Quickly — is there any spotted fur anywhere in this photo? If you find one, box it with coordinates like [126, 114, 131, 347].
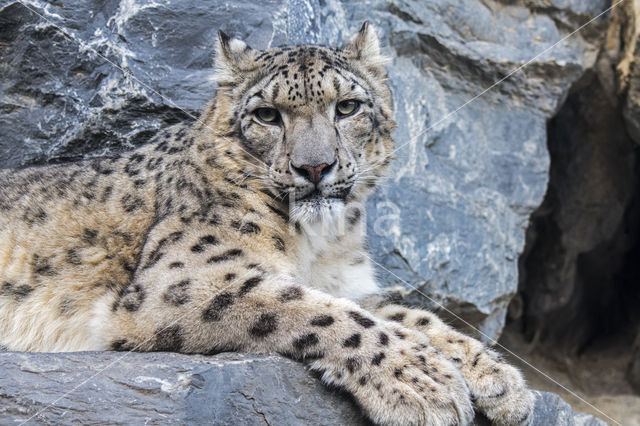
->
[0, 23, 533, 425]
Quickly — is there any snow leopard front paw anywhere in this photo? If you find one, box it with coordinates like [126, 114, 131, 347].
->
[328, 334, 475, 426]
[467, 349, 534, 425]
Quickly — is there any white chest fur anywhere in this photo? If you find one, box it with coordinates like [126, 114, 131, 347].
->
[292, 208, 380, 301]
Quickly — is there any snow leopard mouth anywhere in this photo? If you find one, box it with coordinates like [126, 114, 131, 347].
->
[286, 188, 352, 223]
[293, 187, 352, 203]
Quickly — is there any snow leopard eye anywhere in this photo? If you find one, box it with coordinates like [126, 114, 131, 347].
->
[336, 100, 360, 118]
[255, 108, 281, 125]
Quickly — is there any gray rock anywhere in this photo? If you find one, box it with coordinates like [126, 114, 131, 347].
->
[529, 391, 607, 426]
[0, 351, 367, 425]
[0, 0, 609, 341]
[0, 351, 606, 425]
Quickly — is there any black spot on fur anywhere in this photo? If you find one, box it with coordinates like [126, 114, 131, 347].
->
[305, 352, 325, 361]
[215, 190, 240, 207]
[169, 262, 184, 269]
[372, 352, 386, 365]
[348, 311, 375, 328]
[202, 292, 234, 322]
[1, 282, 34, 301]
[224, 273, 236, 281]
[167, 231, 184, 243]
[272, 235, 286, 252]
[13, 284, 33, 300]
[388, 312, 406, 322]
[130, 153, 145, 163]
[163, 280, 191, 306]
[310, 315, 334, 327]
[347, 208, 361, 226]
[378, 332, 389, 346]
[359, 376, 368, 385]
[146, 157, 163, 170]
[249, 312, 278, 337]
[144, 249, 165, 269]
[101, 186, 113, 202]
[343, 333, 361, 348]
[394, 330, 406, 340]
[246, 263, 266, 273]
[207, 249, 243, 263]
[58, 297, 75, 316]
[238, 276, 263, 296]
[124, 154, 145, 176]
[192, 235, 219, 252]
[472, 353, 481, 368]
[66, 248, 82, 265]
[82, 228, 98, 244]
[199, 235, 218, 245]
[416, 317, 430, 327]
[115, 284, 146, 312]
[293, 333, 319, 350]
[23, 206, 47, 225]
[394, 368, 403, 378]
[32, 254, 57, 276]
[91, 160, 114, 175]
[346, 357, 361, 373]
[110, 339, 134, 351]
[232, 220, 261, 234]
[121, 194, 145, 213]
[279, 285, 303, 302]
[121, 258, 136, 276]
[153, 325, 184, 352]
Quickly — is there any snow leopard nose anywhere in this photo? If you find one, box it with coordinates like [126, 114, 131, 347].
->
[291, 161, 336, 184]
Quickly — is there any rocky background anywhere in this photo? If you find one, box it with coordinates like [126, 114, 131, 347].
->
[1, 0, 639, 424]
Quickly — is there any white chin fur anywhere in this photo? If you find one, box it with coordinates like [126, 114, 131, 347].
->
[290, 198, 345, 225]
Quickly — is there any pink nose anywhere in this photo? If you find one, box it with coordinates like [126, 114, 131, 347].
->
[296, 163, 330, 184]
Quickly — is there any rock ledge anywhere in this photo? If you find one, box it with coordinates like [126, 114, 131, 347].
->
[0, 351, 606, 425]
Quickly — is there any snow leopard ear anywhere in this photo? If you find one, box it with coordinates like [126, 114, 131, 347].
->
[214, 31, 259, 85]
[344, 22, 389, 74]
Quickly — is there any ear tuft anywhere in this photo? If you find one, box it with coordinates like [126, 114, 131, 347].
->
[218, 30, 231, 52]
[345, 22, 387, 64]
[344, 22, 389, 75]
[214, 31, 258, 85]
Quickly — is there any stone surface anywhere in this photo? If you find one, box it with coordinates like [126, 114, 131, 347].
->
[529, 390, 607, 426]
[0, 351, 606, 425]
[0, 0, 610, 341]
